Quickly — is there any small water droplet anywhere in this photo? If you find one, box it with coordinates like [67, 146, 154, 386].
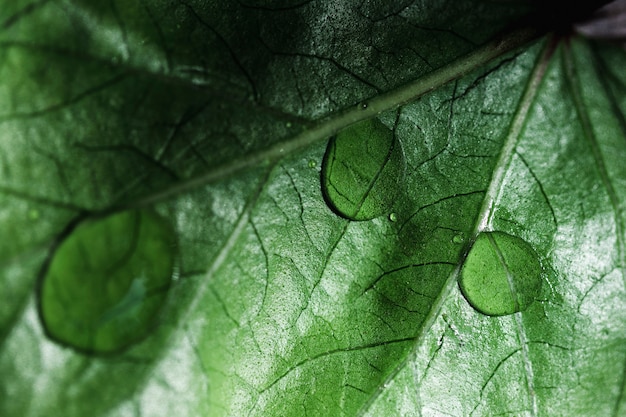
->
[389, 213, 397, 222]
[38, 209, 177, 354]
[321, 118, 405, 221]
[308, 159, 317, 168]
[286, 122, 292, 128]
[28, 209, 40, 220]
[360, 102, 368, 109]
[459, 231, 542, 316]
[452, 233, 464, 244]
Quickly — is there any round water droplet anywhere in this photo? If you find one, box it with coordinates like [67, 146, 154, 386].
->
[39, 209, 177, 354]
[452, 233, 464, 244]
[389, 213, 398, 222]
[308, 159, 317, 168]
[321, 118, 405, 221]
[459, 231, 542, 316]
[28, 209, 40, 220]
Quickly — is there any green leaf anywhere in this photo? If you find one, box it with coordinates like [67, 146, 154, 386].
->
[1, 1, 625, 416]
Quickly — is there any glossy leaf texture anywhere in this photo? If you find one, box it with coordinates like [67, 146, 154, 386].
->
[1, 1, 625, 416]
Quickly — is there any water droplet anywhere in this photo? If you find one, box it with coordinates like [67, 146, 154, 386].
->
[308, 159, 317, 168]
[459, 231, 542, 316]
[321, 118, 405, 221]
[452, 233, 464, 244]
[28, 209, 40, 220]
[389, 213, 397, 222]
[286, 122, 292, 128]
[38, 209, 177, 354]
[360, 102, 368, 109]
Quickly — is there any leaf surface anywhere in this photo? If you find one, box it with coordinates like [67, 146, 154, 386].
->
[1, 1, 625, 416]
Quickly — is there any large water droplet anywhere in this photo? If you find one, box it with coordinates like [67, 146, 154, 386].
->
[321, 118, 405, 221]
[39, 209, 177, 355]
[459, 231, 542, 316]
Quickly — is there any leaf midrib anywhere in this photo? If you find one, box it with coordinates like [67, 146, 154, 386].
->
[123, 25, 546, 210]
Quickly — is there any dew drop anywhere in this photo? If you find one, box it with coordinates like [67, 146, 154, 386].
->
[28, 209, 40, 220]
[459, 231, 542, 316]
[321, 118, 405, 221]
[38, 209, 177, 355]
[389, 212, 397, 222]
[452, 233, 464, 244]
[308, 159, 317, 168]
